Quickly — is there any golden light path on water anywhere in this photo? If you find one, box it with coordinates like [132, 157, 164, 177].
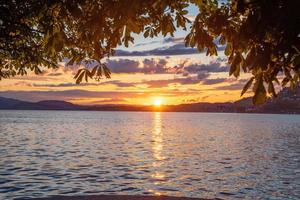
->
[149, 112, 167, 196]
[1, 111, 300, 199]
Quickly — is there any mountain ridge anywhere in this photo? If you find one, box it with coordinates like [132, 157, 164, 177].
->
[1, 86, 299, 114]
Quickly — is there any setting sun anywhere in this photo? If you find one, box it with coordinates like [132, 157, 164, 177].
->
[154, 99, 162, 106]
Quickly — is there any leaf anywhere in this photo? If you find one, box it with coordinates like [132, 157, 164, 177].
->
[143, 29, 150, 38]
[75, 70, 84, 84]
[91, 66, 98, 76]
[67, 56, 79, 66]
[229, 53, 242, 77]
[219, 36, 226, 45]
[54, 41, 64, 52]
[293, 55, 300, 67]
[241, 77, 254, 96]
[74, 69, 84, 79]
[253, 77, 267, 105]
[34, 66, 42, 75]
[282, 77, 290, 87]
[96, 65, 102, 77]
[233, 62, 240, 77]
[102, 64, 111, 78]
[245, 48, 255, 67]
[290, 80, 295, 90]
[224, 43, 232, 56]
[181, 10, 188, 15]
[274, 78, 280, 85]
[85, 70, 91, 82]
[268, 81, 277, 97]
[293, 73, 299, 82]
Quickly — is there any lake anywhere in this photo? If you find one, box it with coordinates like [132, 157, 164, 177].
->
[0, 110, 299, 199]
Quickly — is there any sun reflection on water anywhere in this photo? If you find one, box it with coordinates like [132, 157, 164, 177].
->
[153, 112, 165, 162]
[149, 112, 167, 195]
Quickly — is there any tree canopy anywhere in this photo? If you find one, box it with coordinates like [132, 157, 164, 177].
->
[1, 0, 300, 104]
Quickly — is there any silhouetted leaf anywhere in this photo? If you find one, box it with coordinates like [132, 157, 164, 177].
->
[268, 81, 277, 97]
[1, 0, 299, 106]
[253, 76, 267, 105]
[241, 77, 254, 96]
[75, 71, 85, 84]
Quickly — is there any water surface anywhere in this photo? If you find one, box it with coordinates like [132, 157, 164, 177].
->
[0, 111, 299, 199]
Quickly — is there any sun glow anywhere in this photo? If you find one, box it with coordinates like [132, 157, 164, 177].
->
[153, 98, 162, 106]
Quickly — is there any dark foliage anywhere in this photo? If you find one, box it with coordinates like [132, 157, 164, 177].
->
[1, 0, 299, 104]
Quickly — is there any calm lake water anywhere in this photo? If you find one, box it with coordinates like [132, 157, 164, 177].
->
[0, 110, 299, 199]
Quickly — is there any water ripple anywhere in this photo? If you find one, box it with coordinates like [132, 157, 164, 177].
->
[0, 111, 299, 199]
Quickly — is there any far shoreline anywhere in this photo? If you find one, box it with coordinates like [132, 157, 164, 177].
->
[32, 194, 220, 200]
[1, 108, 300, 115]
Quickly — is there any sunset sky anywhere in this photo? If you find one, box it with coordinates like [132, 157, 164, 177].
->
[0, 5, 254, 106]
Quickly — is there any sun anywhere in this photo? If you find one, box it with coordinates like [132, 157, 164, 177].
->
[153, 99, 162, 106]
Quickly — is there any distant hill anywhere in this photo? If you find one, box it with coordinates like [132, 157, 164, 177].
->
[231, 86, 300, 114]
[36, 100, 82, 110]
[0, 97, 82, 110]
[0, 87, 300, 114]
[253, 86, 300, 114]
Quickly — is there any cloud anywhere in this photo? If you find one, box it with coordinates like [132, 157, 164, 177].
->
[0, 90, 138, 102]
[29, 76, 234, 91]
[14, 81, 33, 87]
[32, 80, 137, 88]
[47, 72, 63, 76]
[107, 58, 172, 74]
[32, 82, 98, 88]
[201, 78, 228, 85]
[184, 62, 229, 73]
[213, 78, 248, 90]
[143, 74, 209, 88]
[62, 58, 141, 75]
[87, 98, 128, 104]
[9, 75, 58, 81]
[214, 82, 245, 90]
[30, 74, 214, 89]
[172, 60, 229, 77]
[105, 58, 170, 74]
[105, 58, 229, 75]
[115, 41, 226, 57]
[106, 59, 140, 73]
[53, 56, 229, 78]
[115, 43, 198, 56]
[163, 37, 185, 44]
[133, 37, 184, 47]
[197, 73, 209, 80]
[142, 58, 169, 74]
[105, 80, 136, 87]
[0, 89, 198, 102]
[134, 40, 160, 47]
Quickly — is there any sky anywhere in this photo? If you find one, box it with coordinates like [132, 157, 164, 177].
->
[0, 5, 254, 106]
